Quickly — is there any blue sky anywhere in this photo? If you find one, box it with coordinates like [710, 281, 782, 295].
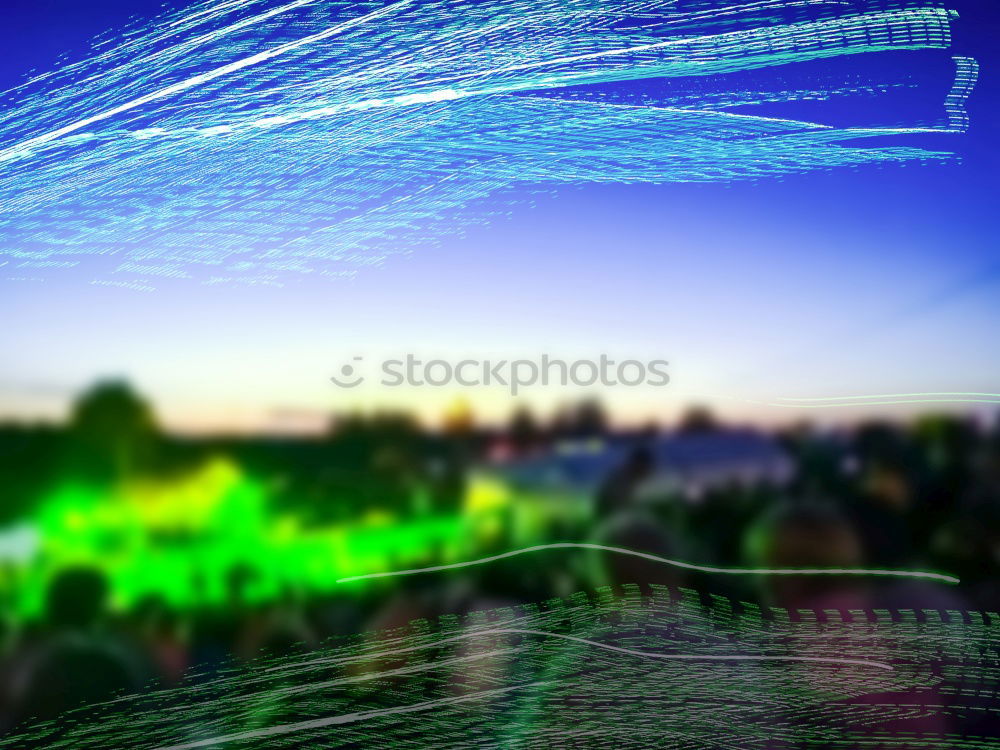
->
[1, 0, 998, 432]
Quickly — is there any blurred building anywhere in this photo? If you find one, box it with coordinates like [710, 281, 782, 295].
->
[488, 430, 795, 505]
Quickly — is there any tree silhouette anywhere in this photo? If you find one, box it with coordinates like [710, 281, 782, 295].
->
[66, 380, 159, 483]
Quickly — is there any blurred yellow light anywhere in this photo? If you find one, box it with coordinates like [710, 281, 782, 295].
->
[464, 474, 509, 514]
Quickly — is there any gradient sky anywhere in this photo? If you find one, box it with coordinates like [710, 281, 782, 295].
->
[1, 0, 998, 432]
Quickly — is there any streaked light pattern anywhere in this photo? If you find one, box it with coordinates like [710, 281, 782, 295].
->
[335, 540, 961, 584]
[0, 0, 977, 286]
[3, 586, 997, 747]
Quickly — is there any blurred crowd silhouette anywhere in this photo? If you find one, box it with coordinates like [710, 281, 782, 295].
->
[1, 381, 999, 734]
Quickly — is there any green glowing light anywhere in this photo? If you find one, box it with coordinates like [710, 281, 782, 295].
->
[10, 459, 519, 618]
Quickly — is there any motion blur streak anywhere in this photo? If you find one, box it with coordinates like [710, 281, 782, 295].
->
[335, 541, 961, 584]
[0, 0, 977, 286]
[4, 591, 991, 748]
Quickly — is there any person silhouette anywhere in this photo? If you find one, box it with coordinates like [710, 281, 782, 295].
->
[10, 567, 142, 731]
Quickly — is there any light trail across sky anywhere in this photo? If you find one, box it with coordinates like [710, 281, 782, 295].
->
[0, 0, 978, 286]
